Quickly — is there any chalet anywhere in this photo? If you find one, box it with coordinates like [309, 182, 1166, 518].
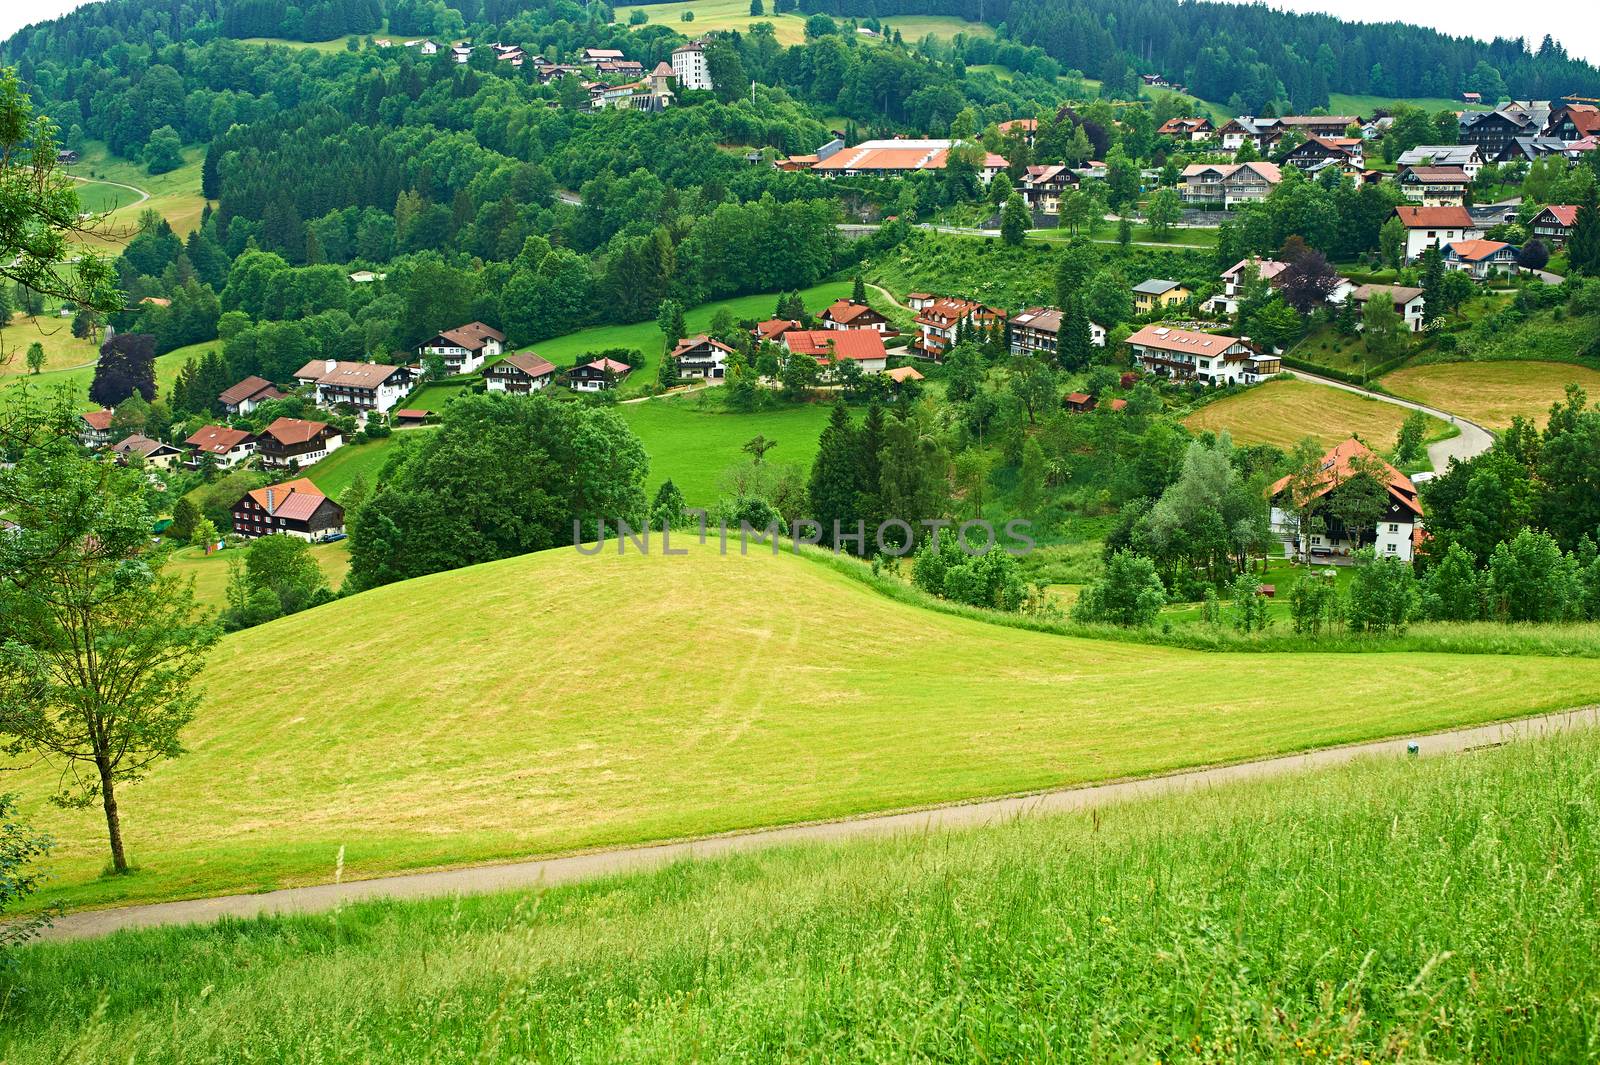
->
[449, 44, 472, 64]
[1460, 101, 1549, 161]
[1530, 205, 1579, 246]
[1504, 136, 1571, 162]
[484, 351, 556, 393]
[1180, 162, 1281, 207]
[905, 293, 935, 312]
[1461, 91, 1482, 105]
[1205, 258, 1288, 315]
[568, 357, 631, 392]
[595, 59, 645, 76]
[820, 299, 895, 334]
[1393, 206, 1482, 263]
[56, 149, 79, 163]
[1017, 164, 1076, 213]
[419, 322, 504, 374]
[1008, 306, 1105, 360]
[1157, 117, 1214, 142]
[752, 318, 801, 344]
[1062, 391, 1096, 413]
[1442, 239, 1520, 279]
[1268, 438, 1422, 562]
[1347, 284, 1427, 332]
[1273, 115, 1362, 138]
[996, 118, 1037, 145]
[1547, 104, 1600, 142]
[231, 479, 345, 542]
[1124, 324, 1279, 385]
[218, 375, 284, 415]
[293, 360, 414, 414]
[912, 297, 1006, 359]
[669, 335, 736, 380]
[811, 140, 1008, 184]
[110, 434, 183, 470]
[1283, 136, 1363, 171]
[1395, 145, 1481, 179]
[257, 417, 343, 469]
[1397, 165, 1470, 206]
[1217, 117, 1276, 152]
[781, 329, 888, 375]
[184, 425, 256, 468]
[582, 47, 625, 63]
[1132, 278, 1190, 314]
[79, 408, 115, 448]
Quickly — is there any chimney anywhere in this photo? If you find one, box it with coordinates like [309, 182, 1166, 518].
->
[325, 359, 337, 375]
[265, 489, 275, 515]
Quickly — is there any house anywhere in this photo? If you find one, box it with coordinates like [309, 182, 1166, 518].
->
[184, 425, 256, 468]
[1017, 164, 1076, 213]
[484, 351, 556, 393]
[110, 434, 183, 470]
[1124, 324, 1279, 385]
[583, 47, 625, 63]
[1546, 103, 1600, 142]
[752, 318, 800, 344]
[392, 409, 431, 425]
[568, 357, 631, 392]
[1204, 258, 1288, 315]
[912, 297, 1006, 359]
[257, 417, 343, 469]
[1180, 162, 1281, 207]
[1062, 391, 1096, 413]
[1157, 117, 1214, 142]
[1132, 278, 1190, 314]
[820, 299, 896, 334]
[811, 140, 1007, 184]
[669, 335, 736, 380]
[231, 479, 345, 542]
[1216, 117, 1276, 152]
[1395, 145, 1481, 179]
[1268, 438, 1422, 562]
[595, 59, 644, 76]
[1442, 239, 1520, 279]
[996, 118, 1037, 145]
[671, 41, 712, 91]
[57, 149, 79, 164]
[1272, 115, 1362, 138]
[905, 293, 935, 312]
[1504, 135, 1572, 162]
[348, 269, 387, 283]
[781, 329, 888, 375]
[1530, 205, 1579, 246]
[218, 375, 284, 415]
[79, 408, 115, 448]
[1347, 284, 1427, 332]
[419, 322, 504, 375]
[1460, 101, 1550, 161]
[885, 365, 924, 388]
[1461, 91, 1482, 105]
[293, 360, 415, 414]
[1283, 136, 1364, 171]
[1392, 206, 1482, 263]
[1008, 306, 1105, 360]
[1397, 165, 1470, 206]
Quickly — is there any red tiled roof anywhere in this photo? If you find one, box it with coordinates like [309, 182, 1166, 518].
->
[185, 425, 254, 454]
[821, 299, 882, 325]
[244, 478, 330, 522]
[885, 365, 924, 383]
[1267, 438, 1420, 516]
[781, 329, 887, 362]
[753, 318, 800, 341]
[580, 358, 632, 374]
[669, 335, 735, 359]
[1445, 239, 1511, 261]
[111, 434, 174, 457]
[81, 409, 114, 430]
[1125, 323, 1245, 356]
[293, 360, 405, 389]
[1536, 205, 1579, 227]
[393, 409, 431, 419]
[262, 417, 331, 446]
[432, 322, 505, 351]
[1394, 206, 1474, 228]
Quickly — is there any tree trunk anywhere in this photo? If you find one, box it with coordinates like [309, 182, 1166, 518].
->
[98, 755, 128, 874]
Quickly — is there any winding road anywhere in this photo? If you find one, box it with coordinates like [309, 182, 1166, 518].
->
[35, 706, 1595, 942]
[1284, 368, 1495, 471]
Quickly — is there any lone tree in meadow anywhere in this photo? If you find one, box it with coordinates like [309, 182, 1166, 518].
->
[24, 340, 43, 374]
[0, 402, 218, 874]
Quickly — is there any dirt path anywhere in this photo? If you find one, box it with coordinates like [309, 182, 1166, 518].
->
[866, 282, 908, 312]
[35, 706, 1596, 942]
[1284, 368, 1496, 471]
[69, 173, 151, 212]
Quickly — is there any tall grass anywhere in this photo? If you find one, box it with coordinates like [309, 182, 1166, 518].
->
[5, 729, 1599, 1061]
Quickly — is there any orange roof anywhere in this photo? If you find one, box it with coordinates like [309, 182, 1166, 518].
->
[244, 478, 331, 522]
[1267, 438, 1421, 516]
[581, 358, 632, 374]
[752, 319, 800, 341]
[821, 299, 882, 325]
[1394, 206, 1474, 229]
[1445, 239, 1511, 261]
[885, 365, 924, 383]
[262, 417, 331, 446]
[1125, 323, 1245, 356]
[781, 329, 887, 362]
[185, 425, 254, 453]
[81, 409, 114, 430]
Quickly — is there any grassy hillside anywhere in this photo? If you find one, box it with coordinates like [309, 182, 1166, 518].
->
[8, 540, 1597, 914]
[8, 726, 1599, 1061]
[65, 141, 208, 248]
[0, 341, 202, 411]
[165, 541, 351, 611]
[0, 315, 100, 377]
[1382, 360, 1600, 430]
[1183, 377, 1447, 451]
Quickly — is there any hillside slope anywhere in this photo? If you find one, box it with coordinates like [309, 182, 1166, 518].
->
[12, 540, 1598, 911]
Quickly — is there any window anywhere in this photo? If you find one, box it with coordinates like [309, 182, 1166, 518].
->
[1388, 523, 1399, 534]
[1386, 543, 1397, 553]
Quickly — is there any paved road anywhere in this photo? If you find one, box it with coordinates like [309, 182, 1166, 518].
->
[36, 706, 1596, 943]
[1285, 368, 1495, 471]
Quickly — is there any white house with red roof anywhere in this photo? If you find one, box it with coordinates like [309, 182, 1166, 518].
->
[669, 335, 736, 380]
[1268, 438, 1423, 562]
[1393, 206, 1483, 262]
[294, 360, 415, 414]
[781, 329, 888, 375]
[485, 351, 556, 393]
[78, 408, 115, 448]
[1530, 205, 1578, 247]
[1443, 239, 1520, 279]
[567, 357, 632, 392]
[811, 140, 1007, 184]
[912, 297, 1006, 360]
[218, 375, 284, 415]
[184, 425, 256, 468]
[1124, 324, 1279, 385]
[257, 417, 343, 469]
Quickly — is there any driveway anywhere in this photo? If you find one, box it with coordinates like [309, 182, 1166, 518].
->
[1285, 368, 1495, 471]
[33, 706, 1594, 942]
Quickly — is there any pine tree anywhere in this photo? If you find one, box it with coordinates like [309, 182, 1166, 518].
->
[807, 401, 862, 551]
[1419, 246, 1445, 325]
[855, 402, 886, 537]
[1570, 185, 1600, 277]
[852, 275, 866, 303]
[1058, 298, 1094, 371]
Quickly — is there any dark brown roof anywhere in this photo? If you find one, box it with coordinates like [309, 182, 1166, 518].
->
[218, 376, 280, 406]
[262, 417, 332, 446]
[499, 352, 556, 377]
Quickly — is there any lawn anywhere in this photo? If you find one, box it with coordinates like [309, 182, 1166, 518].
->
[1327, 92, 1486, 116]
[615, 0, 813, 45]
[619, 394, 839, 505]
[237, 21, 387, 53]
[1161, 557, 1356, 627]
[1382, 360, 1600, 431]
[303, 431, 427, 500]
[0, 315, 100, 377]
[504, 280, 866, 397]
[8, 725, 1600, 1061]
[0, 340, 205, 411]
[1031, 224, 1219, 249]
[1183, 377, 1448, 452]
[877, 13, 994, 41]
[164, 540, 352, 611]
[1288, 324, 1393, 377]
[7, 540, 1598, 914]
[65, 141, 208, 249]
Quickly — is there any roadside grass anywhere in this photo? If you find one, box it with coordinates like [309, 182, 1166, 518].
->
[500, 280, 865, 397]
[164, 541, 351, 612]
[7, 727, 1600, 1061]
[0, 315, 100, 377]
[6, 540, 1599, 914]
[619, 393, 838, 505]
[1382, 360, 1600, 430]
[65, 141, 208, 248]
[1181, 376, 1448, 452]
[1287, 324, 1390, 377]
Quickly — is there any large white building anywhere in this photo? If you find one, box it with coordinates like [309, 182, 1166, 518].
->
[1124, 324, 1280, 385]
[671, 41, 712, 92]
